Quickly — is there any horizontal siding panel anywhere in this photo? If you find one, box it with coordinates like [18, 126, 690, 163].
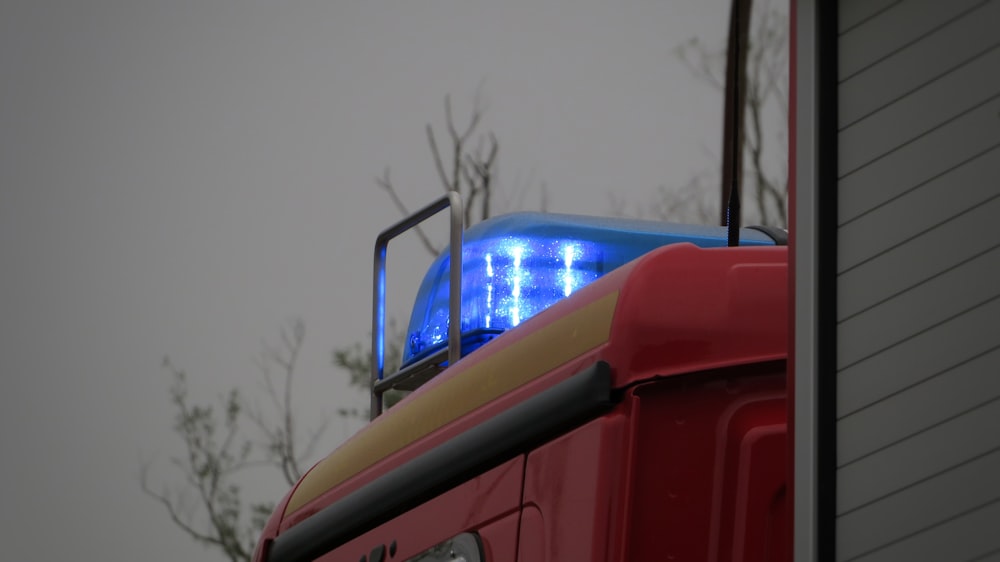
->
[838, 297, 1000, 416]
[837, 398, 1000, 513]
[838, 347, 1000, 464]
[838, 145, 1000, 271]
[837, 194, 1000, 321]
[839, 94, 1000, 223]
[836, 448, 1000, 561]
[839, 0, 985, 80]
[836, 3, 1000, 560]
[849, 500, 1000, 562]
[838, 0, 1000, 129]
[839, 44, 1000, 176]
[837, 246, 1000, 367]
[839, 0, 901, 34]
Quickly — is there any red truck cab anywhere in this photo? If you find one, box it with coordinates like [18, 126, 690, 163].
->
[253, 205, 788, 562]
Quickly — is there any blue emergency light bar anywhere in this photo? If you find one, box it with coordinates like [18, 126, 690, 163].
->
[401, 212, 777, 367]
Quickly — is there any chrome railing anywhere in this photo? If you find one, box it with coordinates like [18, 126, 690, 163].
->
[371, 192, 462, 419]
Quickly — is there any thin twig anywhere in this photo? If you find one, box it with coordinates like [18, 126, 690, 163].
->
[375, 167, 439, 255]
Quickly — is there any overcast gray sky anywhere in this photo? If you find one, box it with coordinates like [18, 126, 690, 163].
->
[0, 1, 785, 561]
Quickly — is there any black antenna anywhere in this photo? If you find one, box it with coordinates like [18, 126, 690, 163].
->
[721, 0, 752, 246]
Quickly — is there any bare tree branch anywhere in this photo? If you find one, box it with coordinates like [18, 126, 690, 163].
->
[144, 321, 342, 562]
[143, 361, 260, 562]
[375, 93, 501, 257]
[426, 124, 452, 195]
[657, 0, 788, 227]
[375, 167, 439, 255]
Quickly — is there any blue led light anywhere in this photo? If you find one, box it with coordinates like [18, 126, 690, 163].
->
[401, 212, 777, 366]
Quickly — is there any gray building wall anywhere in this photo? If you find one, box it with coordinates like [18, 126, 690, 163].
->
[835, 0, 1000, 560]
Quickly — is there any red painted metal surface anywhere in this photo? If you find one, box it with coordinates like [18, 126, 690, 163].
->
[626, 364, 787, 562]
[602, 244, 788, 385]
[255, 243, 790, 561]
[519, 411, 633, 562]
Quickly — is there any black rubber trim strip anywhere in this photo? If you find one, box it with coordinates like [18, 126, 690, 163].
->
[268, 361, 614, 562]
[746, 225, 789, 246]
[816, 1, 839, 560]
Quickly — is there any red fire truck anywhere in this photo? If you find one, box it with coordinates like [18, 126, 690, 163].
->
[245, 0, 1000, 557]
[251, 193, 789, 562]
[250, 1, 791, 557]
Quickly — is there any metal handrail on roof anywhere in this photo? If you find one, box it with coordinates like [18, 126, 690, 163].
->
[371, 192, 463, 419]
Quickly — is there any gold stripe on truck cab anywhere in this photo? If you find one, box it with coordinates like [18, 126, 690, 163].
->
[284, 290, 618, 517]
